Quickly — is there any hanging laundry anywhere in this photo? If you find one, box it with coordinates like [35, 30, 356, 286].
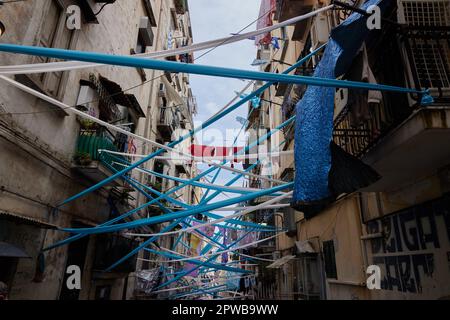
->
[292, 0, 386, 217]
[345, 44, 383, 127]
[115, 132, 128, 153]
[271, 37, 280, 50]
[251, 96, 261, 109]
[178, 53, 193, 64]
[254, 0, 276, 46]
[127, 136, 137, 155]
[237, 92, 262, 108]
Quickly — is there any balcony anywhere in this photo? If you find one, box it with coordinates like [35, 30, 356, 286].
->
[174, 0, 188, 14]
[275, 0, 316, 21]
[72, 130, 126, 185]
[275, 0, 316, 40]
[332, 26, 450, 191]
[157, 107, 179, 141]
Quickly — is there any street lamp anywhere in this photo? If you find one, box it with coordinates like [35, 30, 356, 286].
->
[0, 20, 5, 37]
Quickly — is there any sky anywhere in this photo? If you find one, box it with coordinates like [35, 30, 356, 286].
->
[188, 0, 261, 201]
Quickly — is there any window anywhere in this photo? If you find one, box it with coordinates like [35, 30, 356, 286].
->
[409, 40, 450, 89]
[399, 1, 450, 91]
[135, 33, 147, 54]
[135, 16, 155, 54]
[399, 0, 450, 26]
[31, 0, 74, 97]
[322, 240, 337, 279]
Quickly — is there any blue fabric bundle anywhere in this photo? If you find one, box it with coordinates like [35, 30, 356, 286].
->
[292, 0, 386, 212]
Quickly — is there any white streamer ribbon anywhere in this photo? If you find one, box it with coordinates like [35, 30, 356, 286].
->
[0, 5, 333, 75]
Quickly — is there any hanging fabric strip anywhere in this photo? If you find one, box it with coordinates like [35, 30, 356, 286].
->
[0, 43, 428, 95]
[0, 5, 334, 75]
[292, 0, 407, 216]
[255, 0, 276, 46]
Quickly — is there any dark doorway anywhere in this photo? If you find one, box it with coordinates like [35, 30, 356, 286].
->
[59, 225, 90, 300]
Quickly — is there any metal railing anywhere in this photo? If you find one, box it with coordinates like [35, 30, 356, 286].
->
[401, 26, 450, 102]
[333, 26, 450, 158]
[75, 130, 126, 172]
[158, 107, 179, 130]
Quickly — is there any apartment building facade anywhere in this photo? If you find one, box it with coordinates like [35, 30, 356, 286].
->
[0, 0, 197, 300]
[246, 0, 450, 300]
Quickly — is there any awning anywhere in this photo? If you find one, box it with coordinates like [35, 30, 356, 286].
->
[266, 255, 296, 269]
[0, 242, 31, 258]
[0, 210, 57, 229]
[98, 75, 146, 118]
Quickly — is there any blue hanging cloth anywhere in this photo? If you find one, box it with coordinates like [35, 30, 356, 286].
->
[292, 0, 388, 215]
[271, 37, 280, 50]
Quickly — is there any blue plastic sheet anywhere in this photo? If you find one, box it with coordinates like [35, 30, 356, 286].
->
[293, 0, 385, 206]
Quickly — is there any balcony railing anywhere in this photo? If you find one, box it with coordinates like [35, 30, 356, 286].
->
[333, 26, 450, 158]
[401, 26, 450, 102]
[157, 107, 180, 141]
[75, 130, 126, 172]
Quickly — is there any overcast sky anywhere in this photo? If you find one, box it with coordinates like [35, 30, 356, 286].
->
[188, 0, 261, 202]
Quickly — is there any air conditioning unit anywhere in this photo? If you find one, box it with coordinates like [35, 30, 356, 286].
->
[334, 88, 348, 120]
[158, 83, 166, 98]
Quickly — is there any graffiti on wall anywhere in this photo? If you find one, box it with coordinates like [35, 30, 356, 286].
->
[367, 196, 450, 294]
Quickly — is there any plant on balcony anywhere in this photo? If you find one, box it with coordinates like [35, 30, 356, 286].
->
[77, 116, 98, 130]
[73, 151, 92, 166]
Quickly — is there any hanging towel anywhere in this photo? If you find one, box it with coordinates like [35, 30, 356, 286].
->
[292, 0, 387, 216]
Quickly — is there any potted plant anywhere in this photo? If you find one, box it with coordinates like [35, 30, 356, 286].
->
[73, 151, 92, 166]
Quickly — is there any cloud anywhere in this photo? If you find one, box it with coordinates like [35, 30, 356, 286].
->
[189, 0, 260, 145]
